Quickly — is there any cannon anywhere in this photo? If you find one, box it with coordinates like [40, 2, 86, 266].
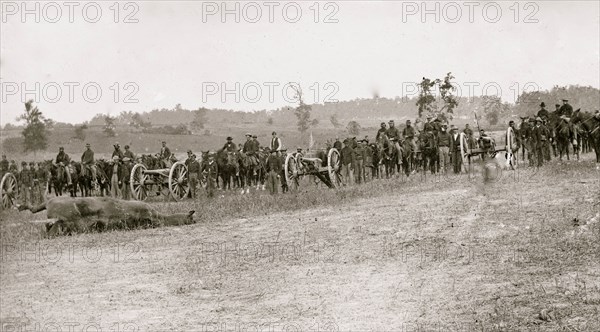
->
[129, 161, 189, 201]
[458, 127, 518, 172]
[0, 172, 19, 210]
[284, 148, 343, 190]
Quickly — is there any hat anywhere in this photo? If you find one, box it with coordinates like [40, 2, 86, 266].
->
[528, 117, 535, 122]
[450, 125, 457, 130]
[85, 143, 90, 147]
[562, 99, 568, 102]
[112, 155, 120, 161]
[245, 133, 251, 137]
[540, 102, 545, 107]
[226, 136, 232, 140]
[509, 120, 515, 125]
[380, 122, 386, 125]
[252, 135, 257, 138]
[406, 119, 411, 123]
[388, 120, 394, 123]
[191, 154, 196, 158]
[21, 161, 27, 165]
[29, 161, 35, 165]
[187, 150, 193, 154]
[272, 131, 277, 135]
[162, 141, 166, 143]
[59, 147, 64, 150]
[124, 145, 130, 149]
[555, 104, 560, 107]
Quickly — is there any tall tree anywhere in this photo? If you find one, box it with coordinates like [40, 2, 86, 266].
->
[416, 72, 459, 121]
[104, 114, 116, 137]
[18, 100, 48, 155]
[291, 85, 314, 134]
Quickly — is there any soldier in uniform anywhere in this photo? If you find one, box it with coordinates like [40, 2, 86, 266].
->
[201, 151, 218, 198]
[537, 102, 549, 122]
[186, 153, 201, 199]
[279, 148, 288, 193]
[81, 143, 97, 184]
[436, 124, 451, 173]
[112, 143, 124, 160]
[449, 126, 462, 174]
[243, 134, 259, 176]
[363, 140, 374, 181]
[401, 120, 416, 167]
[423, 115, 435, 132]
[109, 156, 122, 198]
[354, 140, 365, 184]
[223, 136, 239, 176]
[266, 149, 282, 195]
[340, 139, 355, 186]
[558, 99, 573, 118]
[56, 147, 72, 186]
[121, 157, 133, 200]
[123, 145, 135, 160]
[530, 117, 546, 167]
[9, 160, 18, 173]
[36, 162, 47, 199]
[375, 122, 387, 141]
[333, 137, 342, 151]
[158, 141, 171, 168]
[19, 161, 32, 205]
[464, 124, 475, 149]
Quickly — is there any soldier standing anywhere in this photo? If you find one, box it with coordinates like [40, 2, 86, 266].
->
[121, 157, 133, 200]
[201, 152, 218, 198]
[266, 149, 282, 195]
[110, 156, 122, 198]
[19, 162, 32, 205]
[9, 160, 18, 173]
[363, 140, 374, 181]
[279, 148, 288, 193]
[354, 140, 365, 184]
[340, 139, 355, 186]
[436, 125, 451, 173]
[449, 126, 462, 174]
[186, 153, 201, 199]
[531, 117, 545, 167]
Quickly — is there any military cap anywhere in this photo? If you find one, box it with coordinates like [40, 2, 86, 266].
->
[406, 119, 411, 123]
[59, 147, 64, 150]
[124, 145, 130, 149]
[226, 136, 233, 140]
[272, 131, 277, 135]
[562, 99, 568, 102]
[388, 120, 394, 123]
[540, 102, 545, 107]
[252, 135, 257, 138]
[380, 122, 386, 125]
[281, 148, 287, 152]
[29, 161, 35, 165]
[509, 120, 515, 125]
[245, 133, 251, 137]
[85, 143, 91, 147]
[21, 161, 27, 165]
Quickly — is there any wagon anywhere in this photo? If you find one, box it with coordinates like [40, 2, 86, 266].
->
[284, 148, 343, 190]
[0, 172, 18, 210]
[129, 161, 189, 201]
[458, 127, 518, 173]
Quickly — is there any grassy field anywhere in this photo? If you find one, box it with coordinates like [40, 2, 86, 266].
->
[1, 154, 599, 331]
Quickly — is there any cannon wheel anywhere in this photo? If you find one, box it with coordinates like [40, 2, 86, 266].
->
[130, 164, 149, 201]
[1, 173, 18, 210]
[506, 127, 518, 169]
[459, 132, 471, 173]
[169, 161, 189, 201]
[284, 153, 300, 191]
[327, 148, 342, 188]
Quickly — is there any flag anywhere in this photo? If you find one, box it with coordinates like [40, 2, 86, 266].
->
[309, 131, 314, 150]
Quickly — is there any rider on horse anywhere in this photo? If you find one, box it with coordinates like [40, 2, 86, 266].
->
[243, 133, 260, 176]
[56, 147, 72, 186]
[223, 136, 240, 176]
[81, 143, 98, 185]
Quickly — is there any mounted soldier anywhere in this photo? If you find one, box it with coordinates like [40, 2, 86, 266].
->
[243, 133, 259, 176]
[112, 142, 124, 160]
[375, 122, 388, 141]
[222, 136, 240, 176]
[123, 145, 135, 160]
[537, 102, 550, 122]
[558, 99, 573, 118]
[81, 143, 98, 187]
[56, 147, 72, 186]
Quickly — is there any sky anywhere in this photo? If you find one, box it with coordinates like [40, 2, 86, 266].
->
[1, 1, 599, 125]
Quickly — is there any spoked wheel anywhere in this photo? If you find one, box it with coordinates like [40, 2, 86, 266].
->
[130, 164, 149, 201]
[1, 173, 18, 210]
[169, 161, 189, 201]
[284, 153, 300, 191]
[506, 127, 518, 169]
[459, 132, 471, 173]
[327, 148, 342, 188]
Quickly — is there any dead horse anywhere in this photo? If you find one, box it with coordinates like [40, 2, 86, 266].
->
[18, 196, 196, 236]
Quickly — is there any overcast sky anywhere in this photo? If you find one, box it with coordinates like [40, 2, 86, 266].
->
[1, 1, 598, 125]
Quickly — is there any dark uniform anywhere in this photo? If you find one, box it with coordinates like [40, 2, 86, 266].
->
[354, 142, 365, 184]
[333, 139, 342, 151]
[201, 154, 218, 198]
[56, 150, 72, 185]
[530, 120, 545, 167]
[186, 156, 201, 199]
[0, 156, 8, 178]
[340, 142, 356, 186]
[375, 124, 388, 141]
[558, 101, 573, 118]
[279, 151, 288, 193]
[449, 129, 462, 174]
[19, 162, 33, 205]
[266, 152, 282, 195]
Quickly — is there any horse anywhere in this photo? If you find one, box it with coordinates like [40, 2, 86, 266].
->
[238, 151, 264, 193]
[419, 132, 438, 175]
[376, 134, 400, 178]
[554, 117, 573, 161]
[215, 149, 238, 190]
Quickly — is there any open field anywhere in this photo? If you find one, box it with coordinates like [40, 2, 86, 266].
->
[1, 155, 599, 331]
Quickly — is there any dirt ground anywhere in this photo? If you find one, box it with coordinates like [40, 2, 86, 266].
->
[1, 157, 599, 331]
